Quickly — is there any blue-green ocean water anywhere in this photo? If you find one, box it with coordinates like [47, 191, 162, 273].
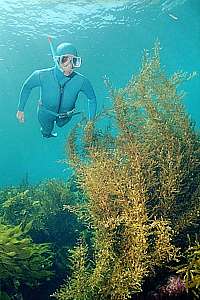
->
[0, 0, 199, 187]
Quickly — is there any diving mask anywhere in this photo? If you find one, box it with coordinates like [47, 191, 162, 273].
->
[57, 54, 82, 68]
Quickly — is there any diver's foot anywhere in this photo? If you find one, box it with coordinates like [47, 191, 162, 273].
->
[42, 132, 58, 138]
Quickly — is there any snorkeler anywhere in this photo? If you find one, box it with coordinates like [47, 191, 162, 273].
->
[16, 37, 97, 138]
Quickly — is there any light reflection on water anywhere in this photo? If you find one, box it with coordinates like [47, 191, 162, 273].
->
[0, 0, 186, 43]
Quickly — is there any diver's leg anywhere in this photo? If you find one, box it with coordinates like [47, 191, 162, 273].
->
[56, 116, 72, 128]
[38, 108, 56, 138]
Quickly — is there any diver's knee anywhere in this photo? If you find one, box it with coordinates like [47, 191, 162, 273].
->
[56, 117, 71, 127]
[56, 122, 63, 127]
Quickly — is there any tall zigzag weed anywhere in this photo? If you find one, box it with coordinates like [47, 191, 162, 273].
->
[55, 43, 199, 300]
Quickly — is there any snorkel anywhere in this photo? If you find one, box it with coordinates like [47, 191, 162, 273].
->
[48, 36, 62, 71]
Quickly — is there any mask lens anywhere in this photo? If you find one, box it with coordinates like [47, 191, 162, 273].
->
[61, 55, 71, 64]
[72, 56, 81, 67]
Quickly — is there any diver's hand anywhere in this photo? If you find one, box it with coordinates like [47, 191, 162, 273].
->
[16, 111, 25, 123]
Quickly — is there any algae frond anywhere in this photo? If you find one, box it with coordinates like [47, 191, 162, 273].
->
[55, 43, 200, 299]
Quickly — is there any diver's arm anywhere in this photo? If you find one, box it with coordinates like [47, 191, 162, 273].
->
[17, 70, 41, 122]
[81, 78, 97, 121]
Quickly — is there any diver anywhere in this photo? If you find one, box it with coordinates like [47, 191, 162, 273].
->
[16, 37, 97, 138]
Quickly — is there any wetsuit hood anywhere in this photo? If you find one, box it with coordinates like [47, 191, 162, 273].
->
[56, 42, 78, 56]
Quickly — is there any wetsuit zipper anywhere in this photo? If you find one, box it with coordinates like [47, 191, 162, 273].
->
[57, 75, 73, 114]
[58, 84, 64, 114]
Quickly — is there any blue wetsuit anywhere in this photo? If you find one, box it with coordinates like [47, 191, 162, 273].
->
[18, 65, 97, 137]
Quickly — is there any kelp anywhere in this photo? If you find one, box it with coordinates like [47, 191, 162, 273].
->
[0, 179, 85, 298]
[0, 179, 77, 231]
[0, 291, 11, 300]
[0, 222, 53, 285]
